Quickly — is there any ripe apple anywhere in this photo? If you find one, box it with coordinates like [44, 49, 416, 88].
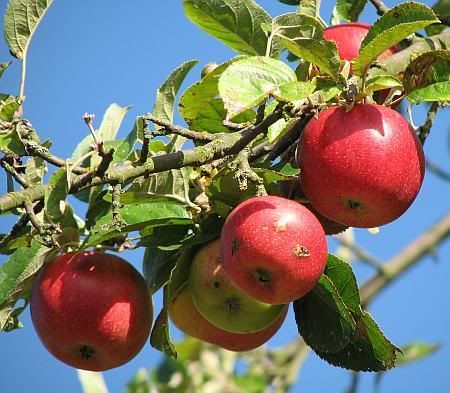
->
[323, 22, 400, 105]
[30, 251, 153, 371]
[168, 285, 287, 352]
[279, 180, 349, 235]
[323, 22, 398, 62]
[297, 104, 425, 228]
[220, 195, 328, 304]
[189, 238, 286, 334]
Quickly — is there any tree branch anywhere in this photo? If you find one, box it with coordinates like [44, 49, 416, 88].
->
[369, 0, 388, 15]
[146, 115, 215, 142]
[360, 212, 450, 306]
[0, 105, 287, 214]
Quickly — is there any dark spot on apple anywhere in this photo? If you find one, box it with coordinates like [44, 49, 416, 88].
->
[231, 239, 240, 256]
[293, 245, 310, 257]
[393, 11, 401, 18]
[225, 297, 240, 313]
[213, 280, 221, 288]
[347, 199, 362, 210]
[79, 344, 95, 360]
[255, 269, 272, 285]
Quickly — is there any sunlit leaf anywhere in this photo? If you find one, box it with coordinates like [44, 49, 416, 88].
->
[184, 0, 272, 56]
[353, 2, 439, 76]
[3, 0, 53, 60]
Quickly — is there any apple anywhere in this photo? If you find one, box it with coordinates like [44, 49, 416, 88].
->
[168, 285, 287, 352]
[297, 104, 425, 228]
[30, 251, 153, 371]
[279, 180, 349, 235]
[220, 195, 328, 304]
[323, 22, 398, 63]
[189, 238, 286, 334]
[323, 22, 400, 105]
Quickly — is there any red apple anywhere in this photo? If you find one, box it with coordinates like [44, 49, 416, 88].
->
[30, 251, 153, 371]
[220, 195, 328, 304]
[323, 22, 398, 62]
[189, 238, 286, 333]
[169, 285, 287, 352]
[279, 180, 349, 235]
[323, 23, 400, 105]
[297, 104, 425, 228]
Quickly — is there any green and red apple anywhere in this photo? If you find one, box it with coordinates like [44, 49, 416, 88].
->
[189, 238, 286, 334]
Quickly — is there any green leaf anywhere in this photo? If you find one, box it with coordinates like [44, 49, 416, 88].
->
[335, 0, 368, 22]
[273, 80, 317, 103]
[0, 94, 22, 121]
[120, 168, 193, 206]
[353, 2, 439, 76]
[310, 77, 343, 102]
[183, 0, 272, 56]
[404, 50, 450, 104]
[0, 118, 26, 155]
[324, 254, 361, 314]
[206, 167, 292, 216]
[112, 117, 145, 164]
[150, 287, 177, 358]
[0, 62, 12, 79]
[365, 75, 403, 94]
[153, 60, 199, 129]
[0, 241, 51, 332]
[143, 248, 179, 294]
[3, 0, 53, 60]
[293, 275, 356, 353]
[297, 0, 321, 17]
[77, 370, 110, 393]
[218, 56, 296, 119]
[0, 227, 32, 255]
[179, 58, 256, 133]
[233, 375, 267, 393]
[397, 342, 440, 365]
[167, 248, 195, 302]
[83, 203, 192, 248]
[24, 140, 49, 184]
[316, 311, 399, 371]
[278, 36, 340, 78]
[426, 0, 450, 35]
[44, 168, 69, 223]
[272, 12, 324, 40]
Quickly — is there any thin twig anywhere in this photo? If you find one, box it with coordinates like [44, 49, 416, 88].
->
[82, 113, 101, 147]
[0, 157, 29, 188]
[111, 183, 124, 230]
[335, 237, 384, 271]
[418, 102, 440, 145]
[360, 212, 450, 306]
[145, 115, 214, 142]
[369, 0, 389, 15]
[140, 120, 152, 163]
[426, 159, 450, 182]
[24, 200, 43, 234]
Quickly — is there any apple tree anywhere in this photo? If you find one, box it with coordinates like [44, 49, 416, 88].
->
[1, 0, 449, 392]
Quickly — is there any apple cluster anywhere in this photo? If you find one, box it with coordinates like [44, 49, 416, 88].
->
[28, 22, 426, 370]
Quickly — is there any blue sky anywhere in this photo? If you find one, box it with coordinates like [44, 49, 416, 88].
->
[0, 0, 449, 392]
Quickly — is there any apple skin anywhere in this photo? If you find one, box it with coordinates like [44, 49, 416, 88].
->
[323, 23, 400, 105]
[220, 195, 328, 305]
[189, 238, 286, 334]
[169, 285, 287, 352]
[30, 251, 153, 371]
[297, 104, 425, 228]
[279, 180, 349, 235]
[323, 22, 398, 62]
